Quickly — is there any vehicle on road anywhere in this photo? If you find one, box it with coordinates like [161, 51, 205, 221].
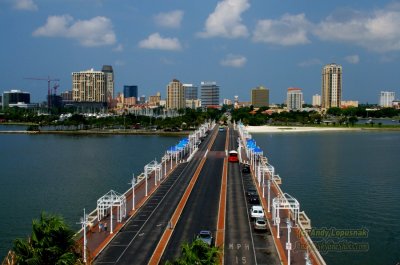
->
[242, 164, 250, 173]
[246, 187, 257, 197]
[218, 127, 225, 132]
[228, 150, 239, 163]
[248, 195, 260, 204]
[250, 205, 264, 219]
[196, 230, 214, 246]
[254, 218, 267, 231]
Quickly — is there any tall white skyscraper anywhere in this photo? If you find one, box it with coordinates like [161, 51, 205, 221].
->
[379, 91, 395, 107]
[287, 88, 303, 111]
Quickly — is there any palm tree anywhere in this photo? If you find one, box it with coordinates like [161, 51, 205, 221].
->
[13, 212, 80, 265]
[165, 239, 220, 265]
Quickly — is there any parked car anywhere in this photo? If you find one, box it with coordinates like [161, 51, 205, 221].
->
[254, 218, 267, 231]
[196, 230, 213, 246]
[242, 164, 250, 173]
[250, 205, 264, 219]
[248, 195, 260, 204]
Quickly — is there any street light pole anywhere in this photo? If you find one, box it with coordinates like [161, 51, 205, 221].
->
[77, 208, 88, 264]
[286, 219, 292, 265]
[131, 174, 136, 211]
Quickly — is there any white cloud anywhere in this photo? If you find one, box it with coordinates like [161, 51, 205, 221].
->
[344, 55, 360, 64]
[253, 13, 311, 46]
[298, 58, 322, 67]
[314, 8, 400, 52]
[220, 54, 247, 67]
[198, 0, 250, 38]
[138, 33, 182, 51]
[33, 15, 116, 47]
[13, 0, 37, 11]
[154, 10, 184, 28]
[113, 44, 124, 52]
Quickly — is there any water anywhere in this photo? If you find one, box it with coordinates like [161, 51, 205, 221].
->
[0, 133, 179, 258]
[252, 131, 400, 265]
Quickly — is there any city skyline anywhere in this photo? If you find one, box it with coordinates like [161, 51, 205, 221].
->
[1, 0, 400, 104]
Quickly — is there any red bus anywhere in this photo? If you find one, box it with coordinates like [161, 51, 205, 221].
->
[228, 150, 239, 163]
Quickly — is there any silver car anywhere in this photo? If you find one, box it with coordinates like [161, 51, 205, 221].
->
[254, 218, 267, 231]
[197, 230, 213, 246]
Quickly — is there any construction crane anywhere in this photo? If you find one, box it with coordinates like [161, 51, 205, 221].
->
[24, 76, 60, 109]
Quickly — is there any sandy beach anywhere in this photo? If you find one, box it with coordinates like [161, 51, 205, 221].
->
[245, 125, 361, 133]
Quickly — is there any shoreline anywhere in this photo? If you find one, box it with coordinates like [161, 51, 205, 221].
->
[245, 125, 400, 133]
[0, 129, 190, 136]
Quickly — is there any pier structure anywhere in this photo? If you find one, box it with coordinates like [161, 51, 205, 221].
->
[73, 121, 215, 263]
[237, 122, 326, 265]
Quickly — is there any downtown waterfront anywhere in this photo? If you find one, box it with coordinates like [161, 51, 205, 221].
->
[0, 130, 399, 264]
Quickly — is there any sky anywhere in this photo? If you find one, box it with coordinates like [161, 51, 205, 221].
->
[1, 0, 400, 104]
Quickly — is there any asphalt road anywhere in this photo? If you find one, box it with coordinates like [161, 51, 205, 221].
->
[225, 127, 280, 265]
[93, 128, 215, 265]
[160, 129, 227, 263]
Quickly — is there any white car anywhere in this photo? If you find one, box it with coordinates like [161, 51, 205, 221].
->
[196, 230, 213, 246]
[254, 218, 267, 231]
[250, 205, 264, 219]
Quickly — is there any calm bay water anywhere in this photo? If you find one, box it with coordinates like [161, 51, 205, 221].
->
[252, 131, 400, 265]
[0, 131, 399, 264]
[0, 133, 179, 258]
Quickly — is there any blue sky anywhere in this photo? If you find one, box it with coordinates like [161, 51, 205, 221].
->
[1, 0, 400, 104]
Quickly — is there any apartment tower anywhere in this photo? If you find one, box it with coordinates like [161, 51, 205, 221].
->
[166, 79, 185, 109]
[72, 69, 106, 102]
[102, 65, 114, 103]
[379, 91, 395, 107]
[287, 88, 303, 111]
[322, 63, 342, 108]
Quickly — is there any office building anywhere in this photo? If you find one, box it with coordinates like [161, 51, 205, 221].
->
[183, 84, 198, 100]
[379, 91, 395, 107]
[72, 68, 106, 102]
[102, 65, 114, 103]
[201, 81, 220, 107]
[61, 91, 73, 101]
[251, 86, 269, 107]
[2, 89, 30, 109]
[223, 99, 232, 105]
[287, 88, 303, 111]
[123, 85, 138, 99]
[322, 63, 342, 108]
[166, 79, 185, 109]
[312, 94, 321, 107]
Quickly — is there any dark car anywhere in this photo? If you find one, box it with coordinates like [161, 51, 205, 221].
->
[248, 195, 260, 204]
[242, 164, 250, 173]
[246, 187, 257, 197]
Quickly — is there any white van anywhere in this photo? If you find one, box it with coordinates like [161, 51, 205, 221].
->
[250, 205, 264, 219]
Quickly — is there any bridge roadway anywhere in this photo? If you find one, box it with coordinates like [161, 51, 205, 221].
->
[159, 128, 227, 263]
[225, 127, 280, 265]
[93, 127, 216, 265]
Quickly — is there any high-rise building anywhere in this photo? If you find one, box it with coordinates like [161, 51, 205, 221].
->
[322, 63, 342, 108]
[379, 91, 395, 107]
[287, 88, 303, 111]
[123, 85, 138, 99]
[201, 81, 219, 107]
[251, 86, 269, 107]
[183, 84, 198, 100]
[166, 79, 185, 109]
[149, 92, 161, 106]
[102, 65, 114, 103]
[72, 68, 106, 102]
[2, 89, 30, 109]
[312, 94, 321, 107]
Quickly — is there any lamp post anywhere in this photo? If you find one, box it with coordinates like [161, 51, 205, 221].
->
[78, 208, 88, 264]
[286, 219, 292, 265]
[131, 174, 136, 211]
